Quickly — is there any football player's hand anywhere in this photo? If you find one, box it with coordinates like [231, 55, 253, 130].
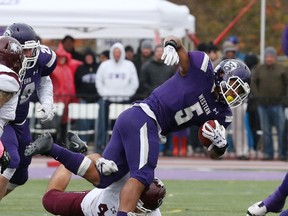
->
[37, 103, 55, 124]
[161, 45, 179, 66]
[96, 158, 118, 176]
[202, 120, 227, 148]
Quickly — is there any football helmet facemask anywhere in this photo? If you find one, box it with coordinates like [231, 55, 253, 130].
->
[4, 22, 40, 70]
[135, 178, 166, 215]
[214, 59, 251, 108]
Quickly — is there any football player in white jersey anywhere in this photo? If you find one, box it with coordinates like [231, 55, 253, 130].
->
[0, 35, 24, 174]
[42, 153, 166, 216]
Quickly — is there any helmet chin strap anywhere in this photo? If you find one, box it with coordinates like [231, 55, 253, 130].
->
[214, 85, 226, 104]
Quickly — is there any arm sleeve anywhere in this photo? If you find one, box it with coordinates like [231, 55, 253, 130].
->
[37, 76, 54, 106]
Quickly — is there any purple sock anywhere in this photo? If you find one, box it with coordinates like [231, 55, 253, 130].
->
[49, 144, 85, 175]
[264, 173, 288, 212]
[279, 173, 288, 196]
[117, 211, 128, 216]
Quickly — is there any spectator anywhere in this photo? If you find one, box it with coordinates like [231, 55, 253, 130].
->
[95, 42, 139, 153]
[98, 50, 110, 63]
[50, 43, 76, 144]
[207, 42, 221, 68]
[222, 40, 237, 60]
[74, 49, 100, 144]
[226, 35, 245, 61]
[124, 45, 135, 61]
[196, 42, 208, 52]
[62, 35, 84, 62]
[139, 45, 177, 98]
[172, 129, 189, 157]
[134, 39, 154, 75]
[244, 53, 260, 159]
[252, 47, 288, 160]
[132, 39, 154, 101]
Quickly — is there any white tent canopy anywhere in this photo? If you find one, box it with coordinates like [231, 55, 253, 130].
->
[0, 0, 195, 39]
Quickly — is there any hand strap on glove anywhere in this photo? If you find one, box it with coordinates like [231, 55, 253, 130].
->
[164, 40, 178, 50]
[208, 144, 227, 156]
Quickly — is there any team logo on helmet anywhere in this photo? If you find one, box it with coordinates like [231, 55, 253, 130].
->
[10, 42, 21, 54]
[223, 60, 240, 74]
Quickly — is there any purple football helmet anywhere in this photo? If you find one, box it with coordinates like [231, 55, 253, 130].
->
[3, 23, 40, 70]
[214, 59, 251, 108]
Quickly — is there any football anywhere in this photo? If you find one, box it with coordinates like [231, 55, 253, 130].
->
[198, 120, 216, 148]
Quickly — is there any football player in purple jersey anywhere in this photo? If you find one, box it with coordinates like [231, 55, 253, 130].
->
[25, 35, 251, 215]
[0, 23, 57, 200]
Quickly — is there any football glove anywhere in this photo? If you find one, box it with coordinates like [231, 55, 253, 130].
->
[161, 45, 179, 66]
[202, 120, 227, 148]
[0, 150, 10, 174]
[96, 158, 118, 176]
[37, 103, 55, 124]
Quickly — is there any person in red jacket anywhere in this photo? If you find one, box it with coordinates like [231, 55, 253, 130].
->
[50, 43, 81, 143]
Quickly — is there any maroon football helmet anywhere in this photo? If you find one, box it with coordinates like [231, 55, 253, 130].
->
[137, 178, 166, 214]
[0, 36, 24, 74]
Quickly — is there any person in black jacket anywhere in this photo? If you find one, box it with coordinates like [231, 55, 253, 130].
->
[74, 49, 100, 145]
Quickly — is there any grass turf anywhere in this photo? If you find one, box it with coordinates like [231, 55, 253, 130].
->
[0, 179, 286, 216]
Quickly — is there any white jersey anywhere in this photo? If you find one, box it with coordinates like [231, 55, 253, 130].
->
[81, 174, 161, 216]
[0, 64, 20, 136]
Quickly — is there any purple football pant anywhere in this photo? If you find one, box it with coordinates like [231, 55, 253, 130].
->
[2, 121, 32, 185]
[42, 189, 89, 216]
[100, 106, 159, 188]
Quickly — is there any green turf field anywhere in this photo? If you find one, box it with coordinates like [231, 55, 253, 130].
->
[0, 179, 286, 216]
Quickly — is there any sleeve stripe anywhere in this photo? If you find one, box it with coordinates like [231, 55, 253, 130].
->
[139, 122, 149, 169]
[200, 53, 210, 72]
[46, 51, 56, 68]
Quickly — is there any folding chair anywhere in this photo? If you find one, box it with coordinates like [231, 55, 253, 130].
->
[67, 103, 100, 146]
[106, 103, 131, 142]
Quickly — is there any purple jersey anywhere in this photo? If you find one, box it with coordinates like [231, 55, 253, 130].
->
[142, 51, 232, 135]
[100, 51, 232, 188]
[12, 45, 56, 123]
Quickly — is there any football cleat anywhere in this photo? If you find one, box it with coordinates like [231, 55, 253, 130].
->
[247, 201, 267, 216]
[66, 132, 88, 154]
[25, 133, 53, 156]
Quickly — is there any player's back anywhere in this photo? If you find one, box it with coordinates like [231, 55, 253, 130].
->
[143, 51, 232, 135]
